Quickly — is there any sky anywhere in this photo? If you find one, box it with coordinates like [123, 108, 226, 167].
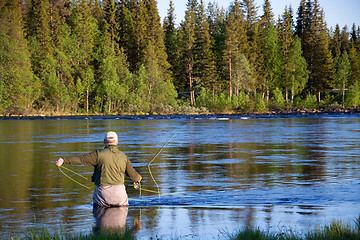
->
[157, 0, 360, 30]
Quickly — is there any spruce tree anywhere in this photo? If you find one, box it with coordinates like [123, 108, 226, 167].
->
[348, 42, 360, 86]
[206, 2, 225, 95]
[298, 0, 334, 102]
[163, 1, 180, 88]
[118, 1, 137, 72]
[179, 0, 197, 106]
[194, 0, 217, 94]
[331, 24, 341, 58]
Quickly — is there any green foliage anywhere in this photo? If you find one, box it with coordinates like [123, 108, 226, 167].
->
[345, 82, 360, 108]
[255, 94, 268, 112]
[335, 51, 351, 106]
[271, 87, 285, 109]
[0, 0, 359, 115]
[289, 36, 309, 102]
[303, 94, 318, 109]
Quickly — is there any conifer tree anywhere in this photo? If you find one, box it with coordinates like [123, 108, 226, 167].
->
[241, 0, 260, 95]
[0, 0, 40, 113]
[179, 0, 197, 106]
[295, 0, 306, 38]
[348, 42, 360, 86]
[298, 0, 334, 102]
[261, 22, 283, 102]
[163, 1, 180, 88]
[278, 6, 294, 103]
[223, 0, 248, 99]
[331, 24, 341, 58]
[340, 26, 350, 54]
[143, 0, 171, 77]
[69, 0, 99, 111]
[194, 0, 217, 93]
[103, 0, 119, 51]
[206, 2, 225, 95]
[259, 0, 282, 102]
[118, 1, 137, 71]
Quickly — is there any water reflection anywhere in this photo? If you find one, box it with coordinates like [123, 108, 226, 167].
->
[0, 116, 359, 239]
[92, 205, 141, 234]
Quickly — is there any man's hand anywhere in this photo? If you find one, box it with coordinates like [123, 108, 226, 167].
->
[55, 158, 64, 166]
[134, 181, 141, 190]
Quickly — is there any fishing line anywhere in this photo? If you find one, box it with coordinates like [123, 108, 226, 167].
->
[141, 123, 188, 199]
[58, 166, 151, 202]
[58, 165, 92, 190]
[57, 123, 188, 202]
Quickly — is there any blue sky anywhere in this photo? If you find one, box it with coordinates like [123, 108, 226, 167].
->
[157, 0, 360, 29]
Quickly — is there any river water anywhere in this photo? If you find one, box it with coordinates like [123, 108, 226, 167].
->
[0, 114, 359, 239]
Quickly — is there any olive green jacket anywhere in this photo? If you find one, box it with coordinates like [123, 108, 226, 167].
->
[63, 145, 141, 186]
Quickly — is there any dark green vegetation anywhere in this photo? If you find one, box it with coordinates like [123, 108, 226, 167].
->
[11, 217, 360, 240]
[1, 0, 360, 115]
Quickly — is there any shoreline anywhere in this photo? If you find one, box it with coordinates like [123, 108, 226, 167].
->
[1, 108, 360, 120]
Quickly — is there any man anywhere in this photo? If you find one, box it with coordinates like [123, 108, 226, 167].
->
[55, 131, 142, 207]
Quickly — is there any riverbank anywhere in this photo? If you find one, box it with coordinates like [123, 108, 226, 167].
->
[13, 217, 360, 240]
[1, 108, 360, 120]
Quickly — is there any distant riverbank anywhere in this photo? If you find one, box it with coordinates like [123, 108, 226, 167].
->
[1, 108, 360, 120]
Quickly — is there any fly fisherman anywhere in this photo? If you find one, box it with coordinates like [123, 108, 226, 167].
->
[55, 131, 142, 207]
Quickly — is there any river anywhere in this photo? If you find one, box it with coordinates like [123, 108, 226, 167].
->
[0, 114, 359, 239]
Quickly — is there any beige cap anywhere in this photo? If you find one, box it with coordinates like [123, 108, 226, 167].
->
[105, 131, 118, 145]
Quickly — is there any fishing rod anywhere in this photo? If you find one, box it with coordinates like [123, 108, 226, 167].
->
[58, 165, 151, 202]
[57, 123, 188, 200]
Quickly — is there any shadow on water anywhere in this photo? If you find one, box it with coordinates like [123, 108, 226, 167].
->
[0, 114, 359, 239]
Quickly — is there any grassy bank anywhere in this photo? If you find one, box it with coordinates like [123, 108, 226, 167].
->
[10, 217, 360, 240]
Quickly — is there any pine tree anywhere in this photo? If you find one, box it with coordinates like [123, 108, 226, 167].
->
[143, 0, 171, 76]
[295, 0, 306, 38]
[241, 0, 261, 96]
[163, 1, 180, 88]
[25, 0, 53, 57]
[103, 0, 119, 51]
[330, 24, 341, 58]
[69, 0, 99, 111]
[278, 5, 294, 103]
[348, 42, 360, 86]
[206, 2, 225, 95]
[194, 0, 217, 94]
[340, 25, 350, 54]
[259, 0, 282, 102]
[0, 0, 40, 113]
[179, 0, 197, 106]
[298, 0, 334, 102]
[223, 0, 248, 100]
[261, 22, 283, 102]
[260, 0, 274, 28]
[118, 1, 137, 71]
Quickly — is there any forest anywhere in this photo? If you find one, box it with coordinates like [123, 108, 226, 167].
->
[1, 0, 360, 115]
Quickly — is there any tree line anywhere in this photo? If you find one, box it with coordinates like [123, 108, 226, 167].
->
[1, 0, 360, 115]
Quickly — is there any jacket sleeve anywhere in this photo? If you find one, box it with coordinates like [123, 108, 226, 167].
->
[125, 157, 141, 182]
[63, 151, 98, 166]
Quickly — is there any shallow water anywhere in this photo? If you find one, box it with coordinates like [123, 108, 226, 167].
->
[0, 114, 359, 239]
